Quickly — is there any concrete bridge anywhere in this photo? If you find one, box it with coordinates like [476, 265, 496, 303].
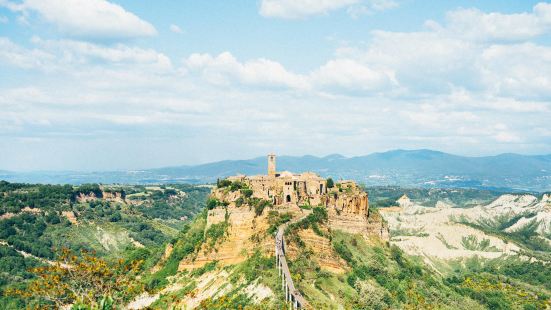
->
[275, 215, 310, 309]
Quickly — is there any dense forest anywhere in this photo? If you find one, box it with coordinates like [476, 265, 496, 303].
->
[0, 181, 210, 308]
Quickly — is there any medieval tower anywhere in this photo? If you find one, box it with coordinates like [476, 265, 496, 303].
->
[268, 154, 276, 176]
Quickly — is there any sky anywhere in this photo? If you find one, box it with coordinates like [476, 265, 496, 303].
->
[1, 0, 551, 171]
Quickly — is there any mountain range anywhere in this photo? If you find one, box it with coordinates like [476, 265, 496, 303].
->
[2, 149, 551, 192]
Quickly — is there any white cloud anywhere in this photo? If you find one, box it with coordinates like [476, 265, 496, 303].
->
[477, 43, 551, 99]
[2, 3, 551, 170]
[185, 52, 309, 89]
[259, 0, 358, 18]
[0, 37, 172, 74]
[170, 24, 183, 34]
[32, 37, 172, 69]
[494, 131, 521, 143]
[183, 52, 402, 94]
[347, 0, 398, 18]
[437, 2, 551, 41]
[311, 58, 397, 93]
[1, 0, 157, 39]
[0, 37, 55, 69]
[259, 0, 398, 19]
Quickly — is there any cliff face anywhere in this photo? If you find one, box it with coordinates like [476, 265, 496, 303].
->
[325, 191, 389, 241]
[179, 205, 270, 269]
[179, 203, 307, 270]
[75, 190, 125, 203]
[180, 177, 389, 271]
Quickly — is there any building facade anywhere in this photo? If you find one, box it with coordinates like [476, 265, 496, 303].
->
[225, 154, 368, 214]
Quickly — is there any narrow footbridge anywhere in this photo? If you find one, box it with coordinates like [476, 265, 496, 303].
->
[275, 215, 310, 309]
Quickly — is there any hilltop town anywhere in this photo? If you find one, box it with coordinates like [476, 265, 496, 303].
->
[179, 155, 388, 270]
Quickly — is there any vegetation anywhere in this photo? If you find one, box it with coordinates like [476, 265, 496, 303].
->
[6, 248, 143, 309]
[446, 256, 550, 309]
[145, 210, 208, 291]
[205, 220, 229, 249]
[0, 181, 209, 307]
[366, 186, 503, 208]
[455, 213, 551, 252]
[206, 197, 228, 210]
[267, 211, 292, 234]
[217, 179, 232, 188]
[285, 207, 328, 243]
[461, 235, 499, 251]
[2, 181, 550, 309]
[248, 198, 272, 216]
[390, 226, 430, 238]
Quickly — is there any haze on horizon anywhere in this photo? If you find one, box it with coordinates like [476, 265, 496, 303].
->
[1, 0, 551, 171]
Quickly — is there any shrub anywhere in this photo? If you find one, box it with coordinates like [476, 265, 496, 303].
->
[206, 198, 223, 210]
[334, 240, 354, 265]
[109, 212, 122, 222]
[254, 200, 271, 216]
[205, 221, 229, 248]
[7, 248, 142, 309]
[229, 182, 243, 192]
[217, 179, 232, 188]
[235, 197, 244, 207]
[241, 189, 253, 199]
[267, 212, 292, 234]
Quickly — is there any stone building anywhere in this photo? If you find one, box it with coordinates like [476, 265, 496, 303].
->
[225, 154, 369, 214]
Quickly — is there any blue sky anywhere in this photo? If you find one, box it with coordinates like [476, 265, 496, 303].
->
[1, 0, 550, 171]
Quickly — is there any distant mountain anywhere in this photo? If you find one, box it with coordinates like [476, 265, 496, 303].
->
[2, 149, 551, 192]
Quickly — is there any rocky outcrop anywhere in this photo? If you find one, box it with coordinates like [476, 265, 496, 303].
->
[101, 190, 125, 202]
[76, 192, 99, 203]
[62, 211, 78, 225]
[325, 191, 389, 241]
[183, 164, 389, 272]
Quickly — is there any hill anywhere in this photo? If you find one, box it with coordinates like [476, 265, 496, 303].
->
[2, 150, 551, 192]
[0, 181, 210, 309]
[125, 179, 551, 309]
[1, 179, 550, 309]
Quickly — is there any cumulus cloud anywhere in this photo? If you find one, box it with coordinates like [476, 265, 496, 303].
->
[259, 0, 358, 18]
[169, 24, 183, 34]
[32, 37, 172, 69]
[0, 37, 55, 69]
[0, 37, 173, 77]
[184, 52, 309, 89]
[2, 3, 551, 170]
[183, 52, 402, 94]
[434, 2, 551, 41]
[347, 0, 398, 18]
[259, 0, 397, 19]
[477, 43, 551, 99]
[310, 58, 397, 93]
[0, 0, 157, 39]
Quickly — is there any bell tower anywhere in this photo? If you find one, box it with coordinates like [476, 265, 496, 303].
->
[268, 154, 276, 176]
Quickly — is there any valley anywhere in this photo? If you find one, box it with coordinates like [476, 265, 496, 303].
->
[0, 172, 550, 309]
